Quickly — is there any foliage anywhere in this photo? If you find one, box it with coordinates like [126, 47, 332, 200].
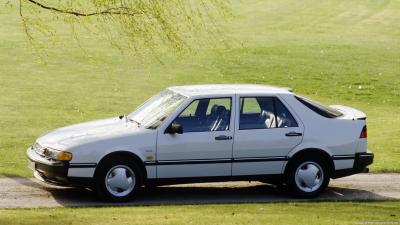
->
[19, 0, 232, 61]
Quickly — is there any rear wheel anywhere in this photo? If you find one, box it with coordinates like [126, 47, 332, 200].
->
[286, 156, 330, 198]
[95, 157, 142, 202]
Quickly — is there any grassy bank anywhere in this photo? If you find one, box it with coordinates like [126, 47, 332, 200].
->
[0, 202, 399, 225]
[0, 0, 399, 176]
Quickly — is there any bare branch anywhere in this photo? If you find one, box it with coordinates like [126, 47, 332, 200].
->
[25, 0, 142, 17]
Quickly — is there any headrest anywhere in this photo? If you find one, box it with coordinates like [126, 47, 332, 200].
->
[211, 104, 226, 115]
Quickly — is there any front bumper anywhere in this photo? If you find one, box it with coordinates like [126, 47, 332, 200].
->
[27, 147, 70, 185]
[27, 147, 93, 187]
[333, 151, 374, 178]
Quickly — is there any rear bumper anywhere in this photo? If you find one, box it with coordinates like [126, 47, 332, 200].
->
[354, 151, 374, 171]
[332, 151, 374, 178]
[27, 147, 93, 187]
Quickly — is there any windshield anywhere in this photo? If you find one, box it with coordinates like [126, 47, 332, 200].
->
[128, 89, 187, 129]
[295, 95, 343, 118]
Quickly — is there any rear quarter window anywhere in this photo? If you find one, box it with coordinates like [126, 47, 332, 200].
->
[295, 96, 343, 118]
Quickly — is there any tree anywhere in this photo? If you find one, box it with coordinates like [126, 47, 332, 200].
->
[19, 0, 232, 61]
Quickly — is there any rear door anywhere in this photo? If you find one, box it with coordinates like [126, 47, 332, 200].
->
[232, 95, 303, 175]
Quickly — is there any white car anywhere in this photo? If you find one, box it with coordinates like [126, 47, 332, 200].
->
[27, 84, 373, 201]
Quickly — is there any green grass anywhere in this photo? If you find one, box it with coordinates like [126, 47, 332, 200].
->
[0, 202, 399, 225]
[1, 0, 400, 176]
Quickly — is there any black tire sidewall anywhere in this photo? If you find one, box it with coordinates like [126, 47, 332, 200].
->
[95, 157, 142, 202]
[286, 156, 330, 198]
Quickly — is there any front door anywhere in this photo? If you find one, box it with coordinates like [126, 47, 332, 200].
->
[232, 96, 303, 176]
[156, 96, 235, 178]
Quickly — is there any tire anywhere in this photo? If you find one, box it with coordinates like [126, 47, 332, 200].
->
[94, 156, 142, 202]
[285, 155, 330, 198]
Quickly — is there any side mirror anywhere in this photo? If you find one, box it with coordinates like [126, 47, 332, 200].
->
[166, 122, 183, 134]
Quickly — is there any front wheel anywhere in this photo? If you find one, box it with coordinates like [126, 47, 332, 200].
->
[94, 157, 142, 202]
[286, 157, 330, 198]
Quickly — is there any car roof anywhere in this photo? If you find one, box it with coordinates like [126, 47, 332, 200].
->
[168, 84, 293, 97]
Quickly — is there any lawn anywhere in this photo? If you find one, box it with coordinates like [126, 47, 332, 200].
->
[0, 202, 399, 225]
[0, 0, 399, 176]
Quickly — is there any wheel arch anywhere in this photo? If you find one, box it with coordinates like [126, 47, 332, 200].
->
[95, 150, 147, 181]
[284, 148, 335, 177]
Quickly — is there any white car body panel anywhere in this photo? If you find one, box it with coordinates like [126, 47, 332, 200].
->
[36, 117, 158, 178]
[232, 94, 304, 175]
[282, 95, 366, 172]
[155, 93, 236, 178]
[27, 84, 372, 185]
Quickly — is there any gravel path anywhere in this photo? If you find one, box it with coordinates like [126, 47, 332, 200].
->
[0, 173, 399, 208]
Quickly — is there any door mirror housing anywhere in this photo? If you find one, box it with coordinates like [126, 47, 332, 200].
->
[166, 122, 183, 134]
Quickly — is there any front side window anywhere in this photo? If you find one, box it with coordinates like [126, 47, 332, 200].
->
[173, 98, 231, 133]
[128, 89, 187, 129]
[239, 97, 298, 130]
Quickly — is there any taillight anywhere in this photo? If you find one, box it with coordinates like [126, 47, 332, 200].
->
[360, 126, 367, 138]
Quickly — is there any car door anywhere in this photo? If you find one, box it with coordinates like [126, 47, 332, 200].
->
[232, 95, 303, 176]
[156, 96, 235, 178]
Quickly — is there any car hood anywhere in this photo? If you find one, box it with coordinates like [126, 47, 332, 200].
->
[37, 117, 142, 149]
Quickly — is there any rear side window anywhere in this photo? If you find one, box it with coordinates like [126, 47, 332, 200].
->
[274, 99, 298, 128]
[239, 97, 298, 130]
[295, 96, 343, 118]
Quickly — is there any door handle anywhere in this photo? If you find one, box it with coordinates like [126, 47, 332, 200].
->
[215, 135, 232, 140]
[285, 131, 302, 137]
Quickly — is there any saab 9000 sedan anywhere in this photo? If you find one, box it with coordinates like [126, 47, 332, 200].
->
[27, 84, 373, 201]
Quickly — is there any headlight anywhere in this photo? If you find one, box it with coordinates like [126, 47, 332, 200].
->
[44, 148, 73, 161]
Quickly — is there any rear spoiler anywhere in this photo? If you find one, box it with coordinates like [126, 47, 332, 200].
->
[330, 105, 366, 120]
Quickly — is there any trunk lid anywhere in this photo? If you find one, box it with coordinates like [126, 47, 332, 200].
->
[330, 105, 366, 120]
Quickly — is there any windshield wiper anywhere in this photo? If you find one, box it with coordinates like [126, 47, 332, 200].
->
[128, 118, 142, 127]
[119, 115, 141, 127]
